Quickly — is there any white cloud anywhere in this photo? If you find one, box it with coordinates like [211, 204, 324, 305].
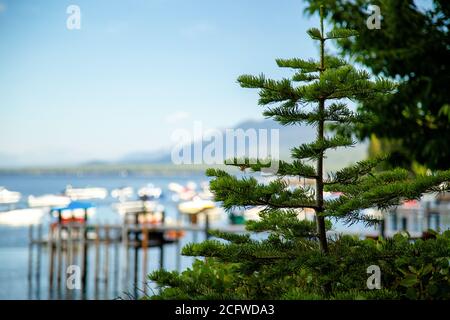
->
[165, 111, 191, 124]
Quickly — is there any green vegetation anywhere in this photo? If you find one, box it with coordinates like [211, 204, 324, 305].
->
[150, 232, 450, 299]
[148, 7, 450, 300]
[304, 0, 450, 170]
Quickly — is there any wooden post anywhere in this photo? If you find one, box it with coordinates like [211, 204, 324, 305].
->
[48, 224, 55, 298]
[176, 238, 181, 272]
[160, 210, 165, 270]
[192, 213, 198, 243]
[133, 217, 139, 299]
[142, 223, 149, 295]
[159, 243, 164, 270]
[94, 225, 100, 299]
[36, 224, 42, 299]
[205, 211, 210, 240]
[27, 225, 34, 299]
[66, 223, 73, 276]
[123, 223, 130, 293]
[65, 223, 72, 300]
[113, 228, 120, 298]
[56, 220, 63, 298]
[80, 223, 88, 299]
[103, 225, 110, 299]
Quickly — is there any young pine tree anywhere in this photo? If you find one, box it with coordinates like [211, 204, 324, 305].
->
[149, 8, 450, 299]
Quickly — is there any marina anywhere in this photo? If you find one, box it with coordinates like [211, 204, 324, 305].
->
[1, 173, 450, 300]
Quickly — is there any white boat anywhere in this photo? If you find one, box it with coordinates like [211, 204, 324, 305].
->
[177, 197, 223, 222]
[169, 182, 197, 201]
[178, 198, 216, 215]
[168, 182, 184, 193]
[198, 182, 214, 200]
[0, 187, 21, 204]
[112, 200, 163, 215]
[64, 185, 108, 200]
[112, 200, 165, 224]
[28, 194, 71, 208]
[0, 208, 45, 227]
[50, 201, 96, 221]
[111, 187, 134, 201]
[138, 184, 162, 200]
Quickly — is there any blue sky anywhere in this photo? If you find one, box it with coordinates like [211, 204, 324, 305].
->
[0, 0, 322, 166]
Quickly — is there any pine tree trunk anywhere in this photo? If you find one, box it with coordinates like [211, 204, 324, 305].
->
[316, 6, 328, 254]
[316, 99, 328, 254]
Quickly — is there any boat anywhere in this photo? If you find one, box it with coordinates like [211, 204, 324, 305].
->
[112, 200, 163, 216]
[169, 182, 197, 201]
[28, 194, 71, 207]
[0, 208, 45, 227]
[178, 197, 222, 223]
[64, 185, 108, 200]
[229, 206, 264, 225]
[113, 200, 166, 225]
[0, 187, 21, 204]
[138, 184, 162, 201]
[50, 201, 95, 223]
[178, 198, 215, 215]
[111, 187, 134, 202]
[198, 182, 214, 200]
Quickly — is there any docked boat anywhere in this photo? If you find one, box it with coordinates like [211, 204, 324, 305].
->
[0, 187, 21, 204]
[113, 200, 163, 215]
[113, 200, 165, 225]
[50, 201, 95, 223]
[28, 194, 71, 208]
[169, 182, 197, 201]
[178, 198, 215, 214]
[0, 208, 45, 227]
[138, 184, 162, 201]
[198, 182, 214, 200]
[178, 197, 222, 223]
[229, 206, 264, 225]
[111, 187, 134, 202]
[64, 185, 108, 200]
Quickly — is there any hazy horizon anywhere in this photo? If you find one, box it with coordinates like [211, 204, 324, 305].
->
[0, 0, 323, 167]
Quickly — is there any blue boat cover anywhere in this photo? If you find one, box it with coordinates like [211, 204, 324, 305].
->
[52, 201, 94, 211]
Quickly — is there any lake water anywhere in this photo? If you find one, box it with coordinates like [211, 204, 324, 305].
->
[0, 173, 448, 300]
[0, 173, 212, 300]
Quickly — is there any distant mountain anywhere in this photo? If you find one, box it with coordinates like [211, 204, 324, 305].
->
[119, 149, 173, 164]
[118, 118, 368, 172]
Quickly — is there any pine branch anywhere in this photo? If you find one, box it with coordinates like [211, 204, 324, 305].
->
[291, 135, 354, 160]
[246, 209, 320, 240]
[325, 168, 410, 194]
[208, 230, 253, 244]
[206, 169, 317, 210]
[326, 170, 450, 220]
[276, 58, 321, 73]
[182, 240, 294, 261]
[225, 158, 317, 178]
[307, 27, 323, 40]
[264, 102, 366, 126]
[237, 74, 303, 106]
[325, 28, 358, 40]
[325, 155, 387, 185]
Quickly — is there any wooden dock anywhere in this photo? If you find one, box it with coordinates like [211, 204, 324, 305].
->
[27, 211, 246, 300]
